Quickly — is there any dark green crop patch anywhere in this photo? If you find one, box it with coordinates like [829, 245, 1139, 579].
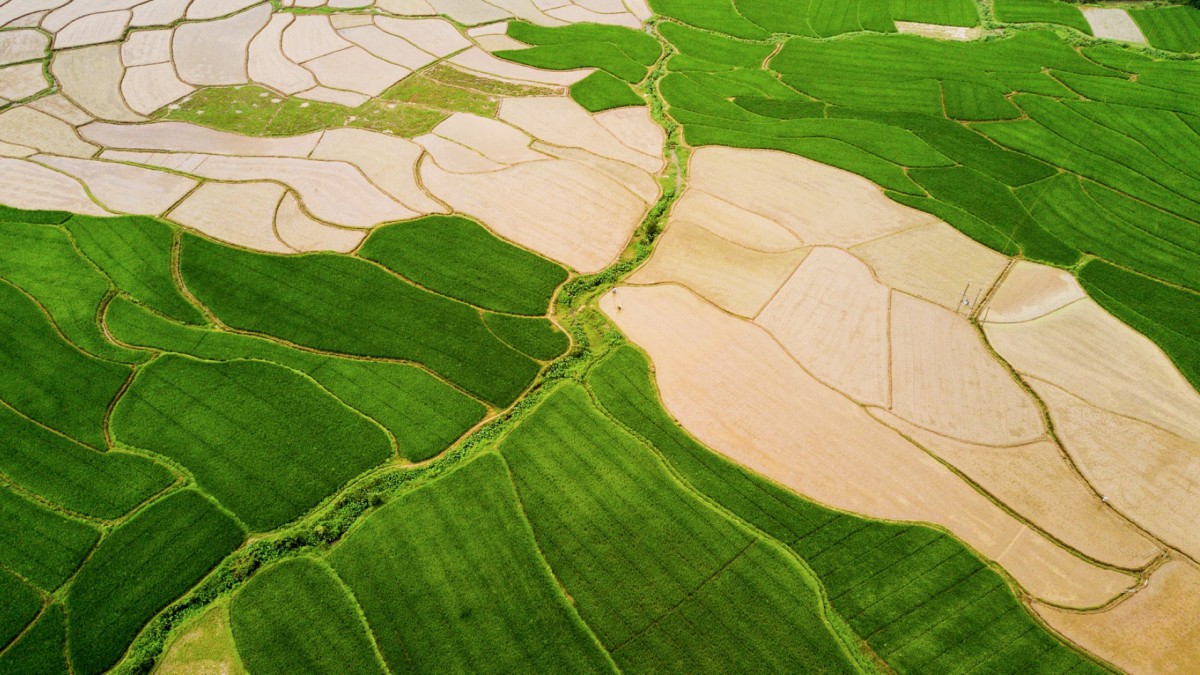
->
[66, 489, 244, 675]
[0, 486, 98, 591]
[111, 356, 393, 531]
[231, 558, 384, 675]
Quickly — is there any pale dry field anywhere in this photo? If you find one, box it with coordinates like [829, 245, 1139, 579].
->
[600, 283, 1136, 608]
[1036, 561, 1200, 673]
[1082, 7, 1147, 44]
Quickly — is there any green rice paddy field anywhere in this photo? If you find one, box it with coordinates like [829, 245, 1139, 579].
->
[2, 0, 1198, 672]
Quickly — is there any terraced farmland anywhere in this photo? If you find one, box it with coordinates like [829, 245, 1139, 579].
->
[1, 0, 1199, 673]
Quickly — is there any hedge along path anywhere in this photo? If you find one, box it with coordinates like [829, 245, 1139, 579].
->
[229, 557, 384, 675]
[498, 383, 866, 672]
[584, 345, 1110, 673]
[109, 355, 394, 532]
[328, 452, 616, 673]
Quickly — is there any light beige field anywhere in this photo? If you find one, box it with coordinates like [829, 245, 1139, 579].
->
[274, 192, 365, 253]
[849, 220, 1008, 310]
[688, 146, 936, 246]
[670, 189, 801, 252]
[499, 97, 663, 174]
[985, 298, 1200, 443]
[601, 283, 1135, 608]
[33, 154, 197, 214]
[894, 21, 981, 41]
[630, 220, 808, 317]
[872, 408, 1161, 569]
[1036, 560, 1200, 673]
[1032, 379, 1200, 562]
[52, 44, 144, 121]
[167, 181, 291, 253]
[891, 292, 1045, 445]
[755, 247, 889, 406]
[157, 602, 248, 675]
[0, 107, 97, 157]
[982, 260, 1084, 323]
[1082, 7, 1147, 44]
[0, 157, 110, 215]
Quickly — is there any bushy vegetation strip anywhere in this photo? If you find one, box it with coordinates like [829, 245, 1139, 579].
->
[111, 356, 393, 532]
[0, 486, 98, 591]
[66, 489, 245, 675]
[230, 558, 384, 675]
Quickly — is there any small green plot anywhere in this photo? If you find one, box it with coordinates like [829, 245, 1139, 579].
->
[888, 0, 978, 27]
[0, 486, 98, 591]
[570, 71, 645, 112]
[0, 402, 173, 520]
[231, 558, 383, 675]
[64, 215, 205, 326]
[0, 220, 147, 363]
[1130, 6, 1200, 53]
[66, 489, 245, 675]
[0, 278, 131, 451]
[0, 604, 67, 675]
[111, 356, 393, 531]
[500, 21, 662, 84]
[179, 233, 540, 406]
[329, 453, 615, 673]
[483, 313, 570, 361]
[358, 215, 568, 316]
[105, 297, 485, 464]
[0, 567, 41, 649]
[992, 0, 1092, 33]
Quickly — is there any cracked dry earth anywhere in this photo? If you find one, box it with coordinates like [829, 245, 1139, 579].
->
[2, 1, 1200, 672]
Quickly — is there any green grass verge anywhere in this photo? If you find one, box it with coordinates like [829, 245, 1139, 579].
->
[64, 215, 205, 326]
[178, 232, 540, 407]
[500, 383, 860, 672]
[0, 486, 97, 591]
[357, 215, 568, 316]
[0, 278, 130, 450]
[329, 453, 615, 673]
[230, 558, 383, 675]
[0, 604, 66, 674]
[484, 313, 570, 361]
[0, 402, 173, 520]
[105, 297, 486, 463]
[0, 567, 41, 649]
[586, 345, 1108, 673]
[111, 356, 393, 531]
[66, 489, 245, 675]
[570, 71, 645, 112]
